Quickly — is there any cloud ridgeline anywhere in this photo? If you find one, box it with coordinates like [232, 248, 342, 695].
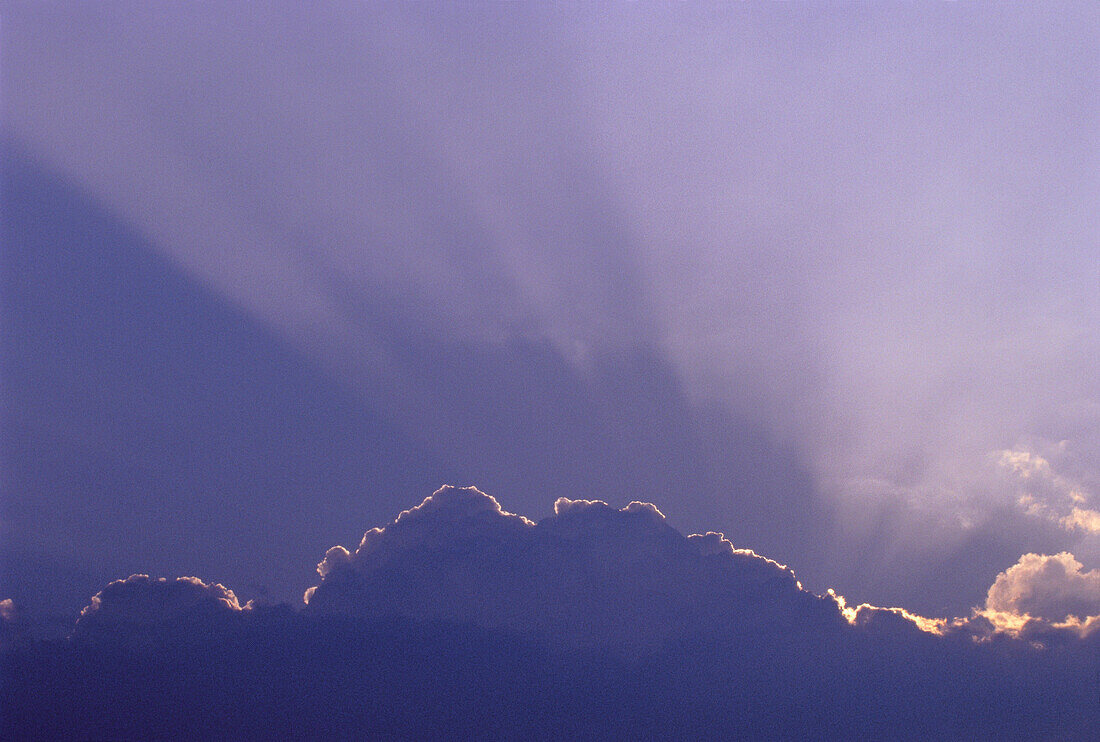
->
[5, 485, 1098, 740]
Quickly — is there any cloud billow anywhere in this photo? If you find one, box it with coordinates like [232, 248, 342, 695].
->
[4, 485, 1099, 740]
[980, 552, 1100, 635]
[303, 486, 849, 650]
[72, 575, 244, 640]
[303, 486, 1100, 644]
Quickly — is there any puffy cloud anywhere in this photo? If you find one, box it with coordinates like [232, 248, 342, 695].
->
[315, 545, 352, 579]
[75, 574, 244, 638]
[301, 486, 891, 648]
[980, 552, 1100, 634]
[311, 485, 533, 585]
[621, 500, 666, 523]
[394, 484, 536, 528]
[301, 484, 1100, 649]
[552, 497, 607, 516]
[300, 486, 1100, 647]
[48, 487, 1100, 650]
[997, 448, 1055, 479]
[553, 497, 667, 525]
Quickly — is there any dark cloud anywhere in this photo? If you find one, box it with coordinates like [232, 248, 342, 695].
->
[74, 575, 243, 638]
[306, 486, 1100, 643]
[4, 486, 1099, 739]
[5, 4, 1098, 735]
[304, 486, 845, 650]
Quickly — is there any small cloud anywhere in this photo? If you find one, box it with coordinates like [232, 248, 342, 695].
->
[75, 574, 244, 637]
[980, 552, 1100, 635]
[1060, 507, 1100, 534]
[996, 448, 1053, 478]
[317, 545, 352, 578]
[996, 444, 1097, 535]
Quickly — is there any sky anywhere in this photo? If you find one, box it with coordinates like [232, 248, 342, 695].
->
[2, 0, 1099, 660]
[2, 3, 1099, 737]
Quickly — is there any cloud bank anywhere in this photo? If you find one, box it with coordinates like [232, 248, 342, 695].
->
[4, 485, 1099, 739]
[304, 486, 1100, 644]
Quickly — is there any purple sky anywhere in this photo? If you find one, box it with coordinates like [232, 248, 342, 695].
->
[3, 3, 1099, 621]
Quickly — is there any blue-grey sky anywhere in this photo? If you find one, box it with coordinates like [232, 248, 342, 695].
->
[3, 2, 1098, 621]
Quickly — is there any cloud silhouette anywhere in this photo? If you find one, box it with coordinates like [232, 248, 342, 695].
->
[51, 487, 1100, 650]
[303, 486, 854, 649]
[4, 486, 1099, 740]
[302, 486, 1100, 648]
[74, 575, 244, 640]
